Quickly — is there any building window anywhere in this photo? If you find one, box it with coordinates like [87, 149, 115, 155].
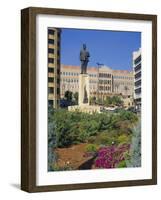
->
[48, 87, 54, 94]
[135, 80, 141, 87]
[48, 77, 54, 82]
[48, 29, 55, 35]
[48, 48, 54, 54]
[135, 71, 141, 79]
[48, 67, 54, 73]
[135, 63, 141, 72]
[57, 88, 60, 94]
[57, 69, 60, 74]
[57, 32, 61, 38]
[134, 55, 141, 65]
[48, 58, 54, 63]
[48, 39, 54, 44]
[135, 88, 141, 94]
[48, 100, 53, 106]
[57, 59, 60, 66]
[57, 78, 60, 84]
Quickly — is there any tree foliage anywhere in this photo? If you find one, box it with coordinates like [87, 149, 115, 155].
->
[48, 108, 138, 148]
[96, 95, 124, 107]
[48, 106, 57, 170]
[126, 120, 141, 167]
[73, 92, 78, 101]
[64, 90, 73, 101]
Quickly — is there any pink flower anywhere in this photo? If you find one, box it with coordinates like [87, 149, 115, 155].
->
[94, 144, 130, 169]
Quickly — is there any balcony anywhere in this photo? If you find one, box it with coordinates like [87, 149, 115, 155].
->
[134, 93, 141, 99]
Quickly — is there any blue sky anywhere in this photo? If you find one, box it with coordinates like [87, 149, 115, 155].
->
[61, 28, 141, 71]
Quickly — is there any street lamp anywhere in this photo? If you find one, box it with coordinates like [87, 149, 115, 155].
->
[96, 62, 104, 103]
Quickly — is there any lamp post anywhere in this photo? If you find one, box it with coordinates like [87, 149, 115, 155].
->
[96, 63, 104, 104]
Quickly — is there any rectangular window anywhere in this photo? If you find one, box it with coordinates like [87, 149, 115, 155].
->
[134, 55, 141, 65]
[48, 48, 54, 54]
[48, 100, 53, 106]
[48, 58, 54, 63]
[135, 80, 141, 87]
[57, 32, 61, 38]
[135, 71, 141, 79]
[48, 68, 54, 73]
[135, 63, 141, 72]
[48, 77, 54, 83]
[57, 88, 60, 94]
[135, 88, 141, 94]
[57, 78, 60, 84]
[48, 39, 54, 44]
[48, 29, 55, 35]
[48, 87, 54, 94]
[57, 68, 60, 74]
[57, 59, 60, 66]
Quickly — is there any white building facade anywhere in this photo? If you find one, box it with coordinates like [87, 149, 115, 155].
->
[133, 48, 141, 111]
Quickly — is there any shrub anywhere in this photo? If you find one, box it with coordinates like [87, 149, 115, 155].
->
[126, 120, 141, 167]
[119, 110, 138, 123]
[95, 132, 117, 146]
[85, 144, 98, 153]
[48, 106, 57, 171]
[117, 134, 130, 144]
[88, 136, 96, 143]
[95, 144, 130, 168]
[48, 108, 138, 148]
[117, 160, 127, 168]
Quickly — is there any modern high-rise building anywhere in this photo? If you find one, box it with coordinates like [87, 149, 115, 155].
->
[60, 65, 134, 100]
[48, 27, 61, 108]
[133, 48, 141, 111]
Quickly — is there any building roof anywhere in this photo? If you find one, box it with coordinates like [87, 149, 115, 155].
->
[113, 70, 133, 74]
[61, 64, 133, 74]
[61, 65, 98, 72]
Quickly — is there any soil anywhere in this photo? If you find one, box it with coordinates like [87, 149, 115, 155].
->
[55, 143, 96, 170]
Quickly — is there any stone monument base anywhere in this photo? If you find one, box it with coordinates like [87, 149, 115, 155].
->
[78, 74, 90, 106]
[68, 104, 101, 114]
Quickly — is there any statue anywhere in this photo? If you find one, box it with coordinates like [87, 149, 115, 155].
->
[80, 44, 90, 74]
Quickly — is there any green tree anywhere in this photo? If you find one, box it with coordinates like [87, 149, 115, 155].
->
[90, 96, 96, 105]
[111, 96, 123, 106]
[95, 98, 101, 105]
[104, 96, 112, 106]
[64, 90, 73, 101]
[103, 96, 123, 107]
[73, 92, 78, 103]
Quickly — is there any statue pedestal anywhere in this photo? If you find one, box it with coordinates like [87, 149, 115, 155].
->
[68, 73, 101, 113]
[78, 74, 90, 106]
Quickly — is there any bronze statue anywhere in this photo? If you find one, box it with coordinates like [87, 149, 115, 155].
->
[80, 44, 90, 74]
